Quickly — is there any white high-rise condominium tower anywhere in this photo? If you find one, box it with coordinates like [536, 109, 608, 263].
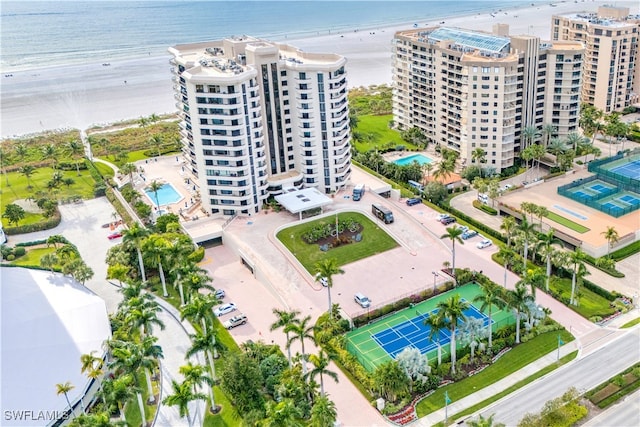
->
[169, 36, 351, 216]
[393, 26, 584, 171]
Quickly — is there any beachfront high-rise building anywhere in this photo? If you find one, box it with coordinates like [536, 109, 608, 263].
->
[551, 6, 639, 113]
[169, 36, 351, 216]
[392, 26, 584, 171]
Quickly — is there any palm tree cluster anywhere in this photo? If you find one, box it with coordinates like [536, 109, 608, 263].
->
[40, 235, 94, 285]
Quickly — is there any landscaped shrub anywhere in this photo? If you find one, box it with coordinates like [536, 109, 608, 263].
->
[5, 254, 15, 261]
[15, 239, 47, 247]
[188, 246, 205, 263]
[58, 161, 88, 171]
[438, 201, 506, 243]
[13, 247, 26, 257]
[610, 241, 640, 261]
[582, 279, 619, 302]
[3, 211, 62, 235]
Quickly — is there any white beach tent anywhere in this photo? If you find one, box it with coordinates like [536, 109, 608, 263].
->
[0, 267, 111, 426]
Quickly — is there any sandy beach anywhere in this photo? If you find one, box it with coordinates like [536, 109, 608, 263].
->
[1, 0, 637, 138]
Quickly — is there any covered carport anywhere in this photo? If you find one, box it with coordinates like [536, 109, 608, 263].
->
[274, 187, 334, 220]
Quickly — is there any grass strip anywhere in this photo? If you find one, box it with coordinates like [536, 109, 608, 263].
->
[416, 330, 574, 417]
[620, 317, 640, 328]
[596, 378, 640, 408]
[430, 350, 578, 427]
[544, 211, 590, 233]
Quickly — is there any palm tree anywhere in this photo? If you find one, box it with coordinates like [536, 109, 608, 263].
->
[122, 223, 149, 282]
[125, 300, 165, 336]
[310, 395, 338, 427]
[19, 165, 37, 189]
[306, 349, 338, 396]
[441, 226, 465, 285]
[541, 124, 556, 149]
[120, 162, 138, 184]
[186, 329, 219, 381]
[472, 148, 487, 165]
[65, 139, 84, 175]
[468, 413, 505, 427]
[271, 308, 301, 365]
[473, 281, 506, 349]
[314, 258, 344, 318]
[179, 362, 217, 414]
[568, 248, 588, 305]
[163, 379, 207, 427]
[372, 360, 409, 402]
[149, 135, 164, 158]
[143, 234, 170, 296]
[435, 295, 469, 374]
[56, 381, 76, 419]
[601, 226, 619, 257]
[506, 283, 534, 344]
[261, 398, 303, 427]
[536, 230, 560, 292]
[433, 159, 455, 182]
[501, 216, 517, 248]
[40, 252, 59, 273]
[522, 125, 539, 151]
[14, 142, 28, 162]
[517, 217, 537, 277]
[181, 293, 217, 334]
[41, 143, 58, 168]
[109, 339, 160, 412]
[424, 312, 447, 365]
[285, 315, 315, 375]
[101, 375, 137, 423]
[179, 267, 215, 303]
[148, 179, 163, 208]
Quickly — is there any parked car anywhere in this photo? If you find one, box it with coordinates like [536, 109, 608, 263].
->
[406, 197, 422, 206]
[214, 289, 225, 299]
[316, 274, 328, 287]
[436, 213, 450, 221]
[213, 303, 237, 317]
[458, 226, 469, 233]
[107, 231, 123, 240]
[440, 216, 457, 225]
[223, 314, 247, 329]
[354, 293, 371, 308]
[461, 230, 478, 240]
[476, 239, 493, 249]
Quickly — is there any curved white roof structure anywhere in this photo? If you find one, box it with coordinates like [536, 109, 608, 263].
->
[0, 267, 111, 426]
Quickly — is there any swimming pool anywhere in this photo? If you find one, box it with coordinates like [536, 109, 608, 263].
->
[393, 153, 434, 166]
[145, 183, 183, 207]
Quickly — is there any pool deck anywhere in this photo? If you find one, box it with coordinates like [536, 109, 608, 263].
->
[498, 168, 640, 251]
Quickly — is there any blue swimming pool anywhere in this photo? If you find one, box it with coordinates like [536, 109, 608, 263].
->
[145, 183, 182, 207]
[393, 154, 434, 166]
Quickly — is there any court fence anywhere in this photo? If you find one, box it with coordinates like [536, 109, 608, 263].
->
[587, 152, 640, 193]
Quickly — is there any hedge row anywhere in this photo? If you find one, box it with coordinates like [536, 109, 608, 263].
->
[15, 239, 47, 247]
[472, 200, 498, 215]
[143, 143, 181, 158]
[610, 240, 640, 261]
[582, 279, 621, 302]
[439, 201, 507, 243]
[3, 211, 62, 235]
[582, 253, 625, 278]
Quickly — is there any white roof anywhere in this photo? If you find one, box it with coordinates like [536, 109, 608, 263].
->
[274, 187, 333, 214]
[0, 268, 111, 426]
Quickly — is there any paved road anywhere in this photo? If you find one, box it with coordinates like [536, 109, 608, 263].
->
[474, 328, 640, 426]
[583, 390, 640, 427]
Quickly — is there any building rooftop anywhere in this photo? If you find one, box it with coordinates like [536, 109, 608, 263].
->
[557, 12, 639, 28]
[428, 27, 511, 53]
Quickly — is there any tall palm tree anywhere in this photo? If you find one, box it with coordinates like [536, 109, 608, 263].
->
[120, 162, 138, 184]
[506, 283, 534, 344]
[372, 360, 409, 403]
[143, 234, 170, 296]
[179, 267, 215, 303]
[80, 351, 105, 406]
[149, 179, 163, 208]
[601, 226, 619, 257]
[433, 159, 455, 182]
[179, 362, 216, 414]
[109, 339, 159, 412]
[163, 379, 206, 427]
[541, 124, 556, 149]
[473, 281, 506, 349]
[101, 375, 137, 423]
[435, 295, 469, 374]
[310, 395, 338, 427]
[19, 165, 37, 189]
[517, 218, 537, 277]
[306, 349, 338, 396]
[424, 312, 447, 365]
[500, 216, 517, 248]
[271, 308, 301, 365]
[521, 125, 539, 150]
[441, 226, 465, 285]
[536, 230, 560, 292]
[14, 142, 28, 163]
[285, 315, 315, 375]
[181, 293, 217, 334]
[186, 329, 218, 381]
[125, 300, 165, 336]
[149, 135, 164, 158]
[314, 258, 345, 318]
[122, 223, 150, 282]
[568, 248, 588, 305]
[41, 143, 58, 168]
[40, 252, 60, 273]
[56, 381, 76, 419]
[472, 148, 487, 165]
[65, 139, 84, 176]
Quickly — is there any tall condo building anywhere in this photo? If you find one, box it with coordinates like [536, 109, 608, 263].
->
[169, 36, 351, 216]
[551, 5, 640, 113]
[393, 26, 584, 171]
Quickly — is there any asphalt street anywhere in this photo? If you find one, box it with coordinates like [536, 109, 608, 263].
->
[583, 390, 640, 427]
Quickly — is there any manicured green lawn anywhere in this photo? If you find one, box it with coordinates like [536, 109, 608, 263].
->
[276, 212, 398, 272]
[124, 371, 158, 427]
[203, 387, 242, 427]
[9, 247, 56, 268]
[621, 317, 640, 328]
[94, 162, 115, 178]
[1, 167, 97, 225]
[550, 277, 615, 319]
[416, 330, 575, 417]
[353, 115, 419, 152]
[544, 211, 590, 233]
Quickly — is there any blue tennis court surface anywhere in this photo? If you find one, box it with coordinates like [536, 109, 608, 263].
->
[590, 183, 614, 193]
[371, 301, 491, 359]
[572, 190, 595, 200]
[618, 194, 640, 206]
[600, 202, 624, 215]
[610, 161, 640, 180]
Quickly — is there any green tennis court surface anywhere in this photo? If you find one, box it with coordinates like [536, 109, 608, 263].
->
[346, 282, 514, 372]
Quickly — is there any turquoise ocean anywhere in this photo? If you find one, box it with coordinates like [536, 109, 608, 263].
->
[1, 1, 542, 72]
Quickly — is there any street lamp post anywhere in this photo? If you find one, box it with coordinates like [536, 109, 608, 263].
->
[432, 271, 439, 293]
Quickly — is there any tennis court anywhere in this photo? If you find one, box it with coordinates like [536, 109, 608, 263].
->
[346, 283, 515, 372]
[609, 160, 640, 180]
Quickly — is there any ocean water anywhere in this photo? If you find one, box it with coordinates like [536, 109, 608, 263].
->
[1, 1, 538, 72]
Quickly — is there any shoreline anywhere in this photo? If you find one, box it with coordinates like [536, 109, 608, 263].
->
[2, 0, 637, 139]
